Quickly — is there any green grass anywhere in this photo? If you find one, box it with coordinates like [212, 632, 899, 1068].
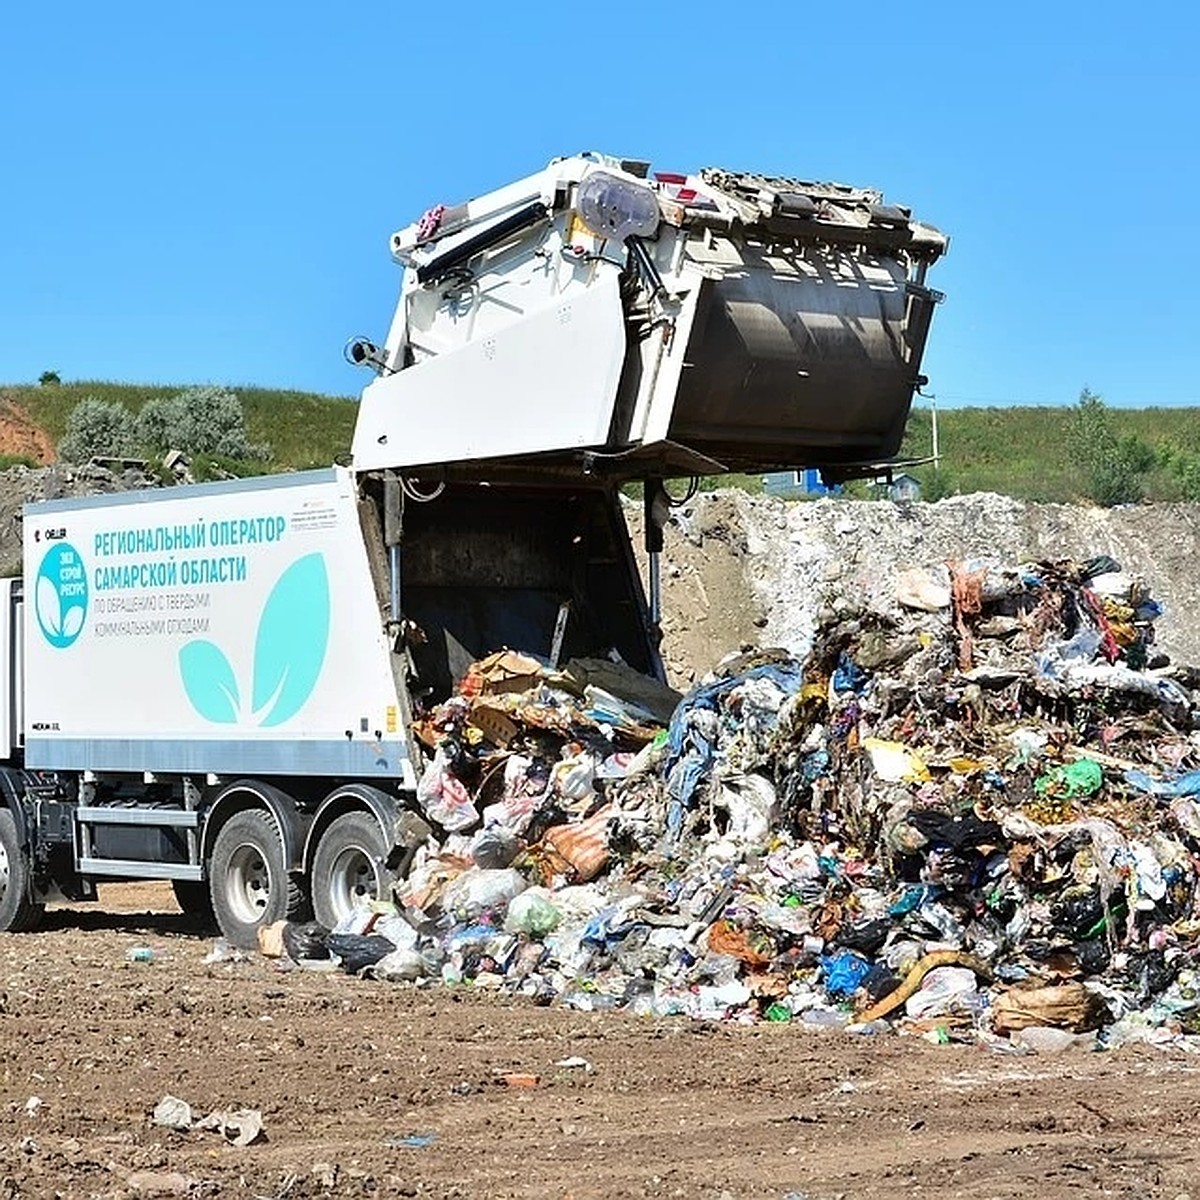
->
[2, 380, 358, 474]
[4, 380, 1199, 503]
[901, 405, 1200, 503]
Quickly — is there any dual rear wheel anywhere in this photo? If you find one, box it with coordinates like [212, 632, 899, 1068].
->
[206, 809, 394, 948]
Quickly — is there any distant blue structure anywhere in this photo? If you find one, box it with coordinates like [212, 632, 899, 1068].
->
[762, 468, 841, 499]
[868, 472, 922, 502]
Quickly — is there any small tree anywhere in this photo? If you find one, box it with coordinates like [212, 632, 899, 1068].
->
[58, 398, 136, 463]
[1067, 388, 1152, 506]
[38, 370, 60, 387]
[1157, 443, 1200, 501]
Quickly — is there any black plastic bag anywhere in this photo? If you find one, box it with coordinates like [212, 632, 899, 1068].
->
[282, 921, 331, 961]
[326, 933, 397, 974]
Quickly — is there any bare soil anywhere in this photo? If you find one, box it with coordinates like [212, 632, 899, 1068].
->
[0, 885, 1196, 1199]
[0, 400, 55, 465]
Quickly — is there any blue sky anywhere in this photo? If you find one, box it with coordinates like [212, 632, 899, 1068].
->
[2, 1, 1196, 407]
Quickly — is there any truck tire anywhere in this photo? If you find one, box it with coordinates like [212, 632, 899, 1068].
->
[310, 811, 394, 930]
[209, 810, 305, 949]
[0, 808, 43, 933]
[170, 880, 216, 929]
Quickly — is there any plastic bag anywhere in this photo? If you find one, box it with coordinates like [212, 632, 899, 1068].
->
[373, 913, 419, 951]
[470, 826, 521, 869]
[552, 752, 597, 803]
[368, 948, 433, 982]
[713, 774, 777, 847]
[1035, 759, 1104, 799]
[541, 806, 614, 882]
[863, 738, 929, 784]
[438, 867, 527, 918]
[282, 921, 331, 961]
[894, 565, 952, 611]
[503, 888, 562, 937]
[416, 749, 480, 832]
[904, 965, 979, 1019]
[326, 933, 397, 974]
[820, 949, 871, 997]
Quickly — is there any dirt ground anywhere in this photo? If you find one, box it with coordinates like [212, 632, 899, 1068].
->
[0, 886, 1196, 1199]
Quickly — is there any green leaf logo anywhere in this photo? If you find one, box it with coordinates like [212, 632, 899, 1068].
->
[177, 552, 330, 727]
[252, 554, 330, 727]
[178, 641, 240, 723]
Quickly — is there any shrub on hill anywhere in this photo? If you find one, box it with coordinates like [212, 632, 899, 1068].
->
[1068, 388, 1154, 506]
[136, 387, 269, 461]
[58, 398, 136, 462]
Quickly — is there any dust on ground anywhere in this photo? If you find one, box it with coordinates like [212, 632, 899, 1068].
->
[1, 884, 1198, 1200]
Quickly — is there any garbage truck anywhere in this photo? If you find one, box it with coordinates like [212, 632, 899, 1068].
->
[0, 153, 947, 946]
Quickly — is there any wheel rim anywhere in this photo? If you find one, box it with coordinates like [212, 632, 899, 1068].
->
[0, 838, 9, 901]
[327, 845, 379, 921]
[225, 841, 273, 925]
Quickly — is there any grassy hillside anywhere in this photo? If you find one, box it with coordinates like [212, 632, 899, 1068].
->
[3, 380, 1198, 503]
[901, 405, 1200, 503]
[3, 380, 357, 473]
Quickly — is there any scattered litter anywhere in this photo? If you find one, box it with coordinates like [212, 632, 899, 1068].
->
[150, 1096, 265, 1146]
[499, 1073, 540, 1088]
[125, 1169, 198, 1195]
[151, 1095, 193, 1132]
[194, 1107, 266, 1147]
[257, 920, 287, 959]
[202, 938, 247, 965]
[554, 1056, 593, 1072]
[384, 1133, 438, 1149]
[311, 1163, 338, 1188]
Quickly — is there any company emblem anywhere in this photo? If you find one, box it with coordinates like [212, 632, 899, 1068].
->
[35, 542, 88, 649]
[178, 552, 330, 727]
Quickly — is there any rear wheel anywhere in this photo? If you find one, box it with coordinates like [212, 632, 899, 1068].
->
[0, 808, 43, 933]
[311, 812, 394, 930]
[209, 810, 305, 948]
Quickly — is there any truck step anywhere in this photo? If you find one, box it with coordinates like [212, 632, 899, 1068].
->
[77, 858, 204, 882]
[75, 807, 200, 828]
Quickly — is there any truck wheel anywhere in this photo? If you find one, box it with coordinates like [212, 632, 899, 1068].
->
[171, 880, 216, 928]
[311, 812, 394, 930]
[0, 809, 43, 933]
[209, 810, 304, 949]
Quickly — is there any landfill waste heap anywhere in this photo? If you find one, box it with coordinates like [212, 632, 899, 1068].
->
[261, 553, 1200, 1049]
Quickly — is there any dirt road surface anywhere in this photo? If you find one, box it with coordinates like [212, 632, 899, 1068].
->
[0, 887, 1197, 1199]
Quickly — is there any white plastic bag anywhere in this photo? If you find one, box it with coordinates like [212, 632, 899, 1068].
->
[416, 749, 480, 832]
[904, 965, 979, 1019]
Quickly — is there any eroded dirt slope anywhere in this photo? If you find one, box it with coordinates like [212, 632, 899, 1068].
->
[632, 491, 1200, 686]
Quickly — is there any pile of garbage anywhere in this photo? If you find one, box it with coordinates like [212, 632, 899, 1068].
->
[271, 555, 1200, 1048]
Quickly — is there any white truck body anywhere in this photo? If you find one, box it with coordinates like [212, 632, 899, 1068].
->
[0, 151, 946, 946]
[23, 468, 414, 787]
